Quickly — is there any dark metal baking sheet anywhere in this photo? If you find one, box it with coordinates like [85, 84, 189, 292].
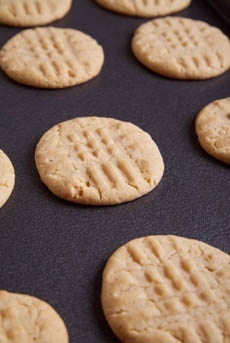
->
[0, 1, 230, 342]
[206, 0, 230, 25]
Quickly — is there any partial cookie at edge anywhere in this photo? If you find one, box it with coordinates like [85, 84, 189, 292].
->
[196, 97, 230, 164]
[101, 235, 230, 343]
[0, 0, 72, 27]
[95, 0, 191, 17]
[0, 149, 15, 208]
[0, 290, 69, 343]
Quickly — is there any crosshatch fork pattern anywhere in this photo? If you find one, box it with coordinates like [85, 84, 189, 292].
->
[0, 0, 72, 27]
[95, 0, 191, 17]
[132, 17, 230, 80]
[35, 117, 164, 205]
[0, 27, 104, 88]
[102, 235, 230, 343]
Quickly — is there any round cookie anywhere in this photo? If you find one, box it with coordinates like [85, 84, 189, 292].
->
[35, 117, 164, 205]
[196, 98, 230, 164]
[0, 0, 72, 27]
[95, 0, 191, 17]
[0, 149, 15, 208]
[102, 235, 230, 343]
[0, 27, 104, 89]
[132, 17, 230, 80]
[0, 290, 68, 343]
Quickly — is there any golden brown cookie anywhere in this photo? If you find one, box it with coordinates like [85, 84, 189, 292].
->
[35, 117, 164, 205]
[0, 149, 15, 208]
[0, 0, 72, 27]
[0, 290, 68, 343]
[95, 0, 191, 17]
[0, 27, 104, 88]
[196, 98, 230, 164]
[132, 17, 230, 80]
[102, 235, 230, 343]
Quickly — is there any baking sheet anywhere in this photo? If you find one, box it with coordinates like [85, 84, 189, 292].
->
[206, 0, 230, 25]
[0, 0, 230, 342]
